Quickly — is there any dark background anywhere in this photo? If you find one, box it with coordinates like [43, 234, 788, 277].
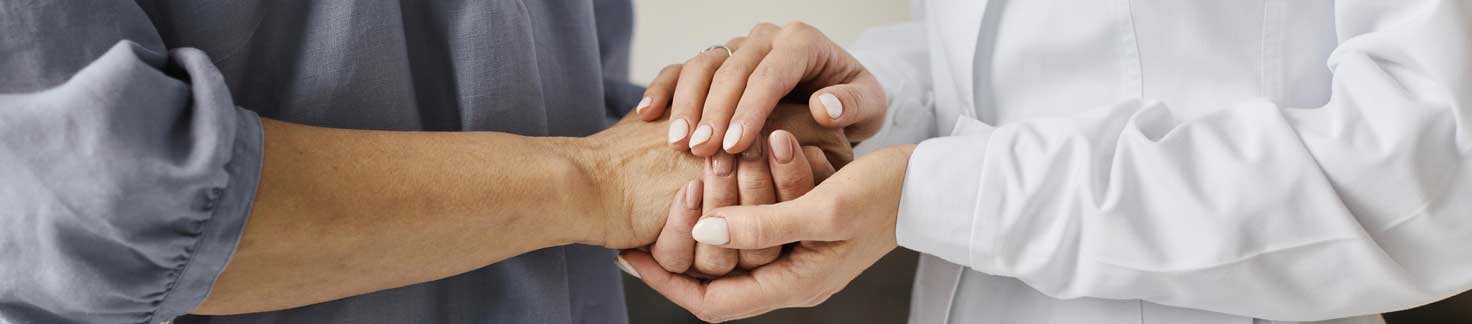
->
[624, 248, 1472, 323]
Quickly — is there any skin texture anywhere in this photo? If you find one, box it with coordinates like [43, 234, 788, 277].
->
[622, 144, 915, 323]
[651, 130, 836, 277]
[621, 21, 899, 322]
[192, 109, 850, 315]
[637, 22, 887, 157]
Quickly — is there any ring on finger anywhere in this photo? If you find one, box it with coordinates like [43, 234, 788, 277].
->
[700, 45, 734, 57]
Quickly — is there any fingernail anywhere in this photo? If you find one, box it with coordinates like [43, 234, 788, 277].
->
[770, 133, 794, 163]
[692, 217, 729, 245]
[635, 96, 652, 114]
[689, 124, 713, 147]
[683, 180, 700, 209]
[820, 93, 843, 119]
[712, 155, 734, 177]
[740, 137, 763, 161]
[722, 123, 744, 152]
[668, 118, 689, 144]
[615, 255, 641, 279]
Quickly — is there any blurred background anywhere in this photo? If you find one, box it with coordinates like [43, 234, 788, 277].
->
[623, 1, 1471, 323]
[628, 0, 911, 85]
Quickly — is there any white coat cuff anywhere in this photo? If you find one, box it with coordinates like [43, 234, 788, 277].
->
[897, 117, 994, 267]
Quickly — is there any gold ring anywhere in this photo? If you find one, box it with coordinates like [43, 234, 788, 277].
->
[701, 45, 734, 57]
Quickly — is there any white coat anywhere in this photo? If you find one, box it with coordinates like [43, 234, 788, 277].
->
[849, 0, 1472, 323]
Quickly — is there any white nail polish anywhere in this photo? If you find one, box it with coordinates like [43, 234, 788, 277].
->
[668, 119, 689, 144]
[615, 255, 641, 279]
[722, 123, 743, 151]
[689, 124, 713, 147]
[692, 217, 729, 245]
[635, 96, 652, 114]
[820, 93, 843, 119]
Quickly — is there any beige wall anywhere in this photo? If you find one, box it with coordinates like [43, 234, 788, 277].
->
[629, 0, 911, 84]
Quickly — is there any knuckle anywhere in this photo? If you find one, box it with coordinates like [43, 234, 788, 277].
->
[775, 23, 825, 50]
[695, 255, 736, 275]
[746, 211, 773, 245]
[774, 176, 805, 194]
[661, 63, 683, 74]
[782, 21, 815, 33]
[652, 250, 692, 273]
[737, 174, 774, 193]
[751, 22, 780, 36]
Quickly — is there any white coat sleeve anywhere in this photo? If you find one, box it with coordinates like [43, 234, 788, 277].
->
[895, 0, 1472, 321]
[847, 8, 936, 150]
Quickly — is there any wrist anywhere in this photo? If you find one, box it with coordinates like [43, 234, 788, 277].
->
[542, 136, 615, 247]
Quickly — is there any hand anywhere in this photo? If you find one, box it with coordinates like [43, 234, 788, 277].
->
[583, 105, 851, 250]
[617, 144, 915, 322]
[643, 130, 837, 277]
[636, 22, 886, 157]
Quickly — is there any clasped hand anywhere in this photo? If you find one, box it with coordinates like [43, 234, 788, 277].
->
[614, 22, 919, 322]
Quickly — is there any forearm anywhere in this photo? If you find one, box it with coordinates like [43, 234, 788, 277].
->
[196, 118, 604, 314]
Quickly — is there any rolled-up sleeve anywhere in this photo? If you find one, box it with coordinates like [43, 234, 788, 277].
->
[1, 23, 262, 324]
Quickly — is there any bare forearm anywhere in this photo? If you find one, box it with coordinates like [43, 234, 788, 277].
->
[196, 119, 604, 314]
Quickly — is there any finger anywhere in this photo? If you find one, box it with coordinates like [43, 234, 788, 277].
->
[617, 250, 711, 315]
[651, 180, 702, 273]
[698, 23, 779, 156]
[638, 64, 683, 121]
[697, 249, 823, 322]
[621, 249, 788, 323]
[621, 249, 789, 323]
[808, 77, 887, 140]
[801, 146, 837, 183]
[669, 37, 741, 150]
[767, 130, 814, 202]
[693, 153, 739, 276]
[694, 195, 838, 250]
[728, 22, 838, 145]
[734, 139, 780, 269]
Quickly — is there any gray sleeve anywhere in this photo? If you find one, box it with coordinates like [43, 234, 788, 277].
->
[593, 0, 645, 121]
[0, 3, 263, 324]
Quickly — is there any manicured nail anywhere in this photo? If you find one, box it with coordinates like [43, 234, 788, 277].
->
[692, 217, 729, 245]
[689, 124, 713, 147]
[740, 137, 763, 161]
[635, 96, 652, 114]
[615, 255, 641, 279]
[722, 123, 744, 151]
[770, 133, 794, 163]
[712, 155, 734, 177]
[683, 180, 700, 209]
[820, 93, 843, 120]
[668, 118, 689, 144]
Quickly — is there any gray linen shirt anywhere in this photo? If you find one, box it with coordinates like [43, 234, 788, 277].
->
[0, 1, 641, 323]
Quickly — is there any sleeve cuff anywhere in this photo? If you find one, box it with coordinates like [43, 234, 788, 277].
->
[151, 45, 267, 322]
[154, 108, 263, 321]
[896, 117, 995, 268]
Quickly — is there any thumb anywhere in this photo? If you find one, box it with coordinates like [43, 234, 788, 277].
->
[809, 75, 886, 141]
[691, 195, 838, 249]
